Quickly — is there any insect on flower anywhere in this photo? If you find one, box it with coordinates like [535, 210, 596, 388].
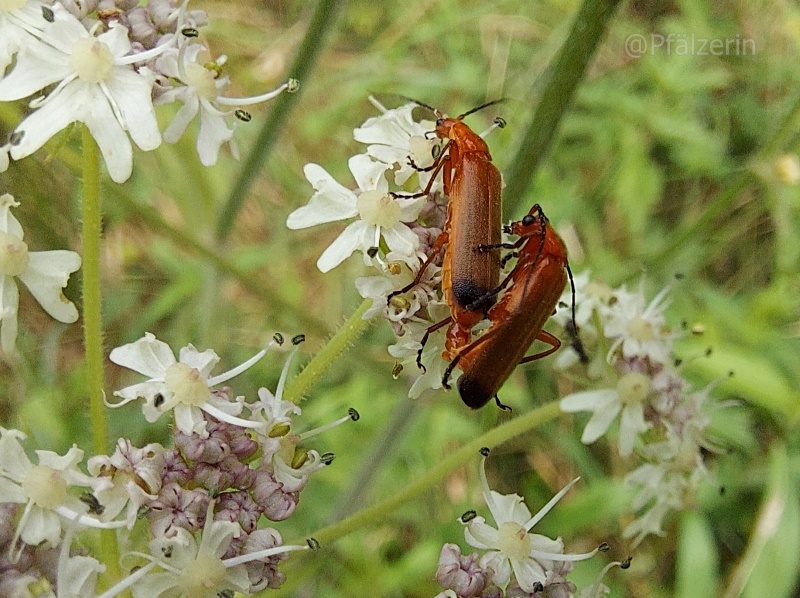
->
[442, 204, 576, 409]
[387, 99, 506, 360]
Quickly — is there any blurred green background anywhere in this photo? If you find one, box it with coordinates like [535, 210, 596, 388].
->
[1, 0, 800, 596]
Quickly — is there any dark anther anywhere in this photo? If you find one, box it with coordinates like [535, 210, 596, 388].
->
[234, 109, 252, 122]
[728, 370, 734, 378]
[320, 452, 335, 465]
[292, 334, 306, 345]
[704, 347, 713, 357]
[42, 6, 55, 21]
[307, 537, 321, 550]
[218, 589, 234, 598]
[154, 393, 165, 407]
[273, 332, 284, 345]
[719, 485, 726, 496]
[9, 131, 24, 146]
[431, 144, 442, 159]
[532, 583, 544, 593]
[392, 362, 403, 379]
[367, 246, 379, 258]
[80, 492, 105, 515]
[620, 556, 632, 569]
[598, 542, 610, 552]
[494, 116, 507, 128]
[162, 545, 173, 558]
[479, 447, 490, 457]
[459, 510, 477, 523]
[348, 408, 360, 421]
[673, 358, 683, 367]
[181, 27, 199, 38]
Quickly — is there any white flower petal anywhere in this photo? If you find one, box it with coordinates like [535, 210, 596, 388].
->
[348, 154, 389, 193]
[316, 220, 371, 272]
[511, 557, 548, 592]
[618, 403, 648, 457]
[560, 388, 618, 412]
[383, 223, 420, 258]
[104, 67, 160, 151]
[178, 344, 220, 376]
[0, 194, 24, 238]
[581, 398, 622, 444]
[195, 103, 234, 166]
[109, 333, 176, 378]
[18, 251, 81, 323]
[161, 91, 200, 142]
[464, 517, 499, 550]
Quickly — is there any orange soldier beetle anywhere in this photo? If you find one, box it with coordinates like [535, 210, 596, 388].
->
[439, 204, 576, 409]
[387, 100, 505, 359]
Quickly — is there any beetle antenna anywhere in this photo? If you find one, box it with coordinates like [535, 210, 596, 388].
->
[397, 95, 440, 117]
[565, 263, 589, 364]
[458, 98, 506, 121]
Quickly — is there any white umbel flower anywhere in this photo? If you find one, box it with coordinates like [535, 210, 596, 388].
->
[109, 333, 277, 438]
[286, 155, 425, 272]
[0, 9, 165, 182]
[0, 194, 80, 354]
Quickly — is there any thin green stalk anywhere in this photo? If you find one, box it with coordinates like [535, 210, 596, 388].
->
[80, 126, 120, 580]
[216, 0, 342, 241]
[309, 401, 562, 545]
[283, 299, 373, 403]
[504, 0, 621, 215]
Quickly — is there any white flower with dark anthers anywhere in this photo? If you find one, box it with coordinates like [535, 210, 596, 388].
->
[153, 37, 297, 166]
[0, 8, 169, 183]
[0, 428, 124, 563]
[112, 501, 311, 598]
[87, 439, 166, 528]
[603, 282, 674, 365]
[353, 96, 439, 188]
[462, 457, 602, 593]
[387, 304, 452, 399]
[108, 332, 280, 438]
[0, 0, 48, 73]
[286, 155, 426, 272]
[355, 250, 440, 326]
[0, 194, 80, 354]
[560, 370, 652, 457]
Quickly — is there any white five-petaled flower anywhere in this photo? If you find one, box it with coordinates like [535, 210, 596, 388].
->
[286, 155, 425, 272]
[560, 371, 652, 457]
[353, 97, 438, 188]
[462, 457, 599, 593]
[114, 501, 309, 598]
[109, 332, 276, 438]
[153, 37, 296, 166]
[603, 283, 673, 365]
[0, 194, 81, 354]
[0, 428, 119, 563]
[0, 8, 167, 182]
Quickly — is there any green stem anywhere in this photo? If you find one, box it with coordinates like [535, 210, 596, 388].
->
[504, 0, 621, 215]
[216, 0, 342, 241]
[283, 299, 373, 404]
[309, 401, 562, 545]
[110, 187, 329, 336]
[80, 126, 120, 579]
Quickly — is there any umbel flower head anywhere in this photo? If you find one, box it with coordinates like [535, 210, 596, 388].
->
[0, 194, 80, 354]
[449, 453, 604, 595]
[108, 332, 279, 437]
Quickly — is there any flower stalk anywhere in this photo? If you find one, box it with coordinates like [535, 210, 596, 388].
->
[309, 401, 562, 544]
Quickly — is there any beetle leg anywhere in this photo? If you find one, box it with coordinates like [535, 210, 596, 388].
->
[416, 316, 452, 372]
[518, 331, 561, 363]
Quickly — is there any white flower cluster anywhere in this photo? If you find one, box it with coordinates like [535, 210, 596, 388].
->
[0, 333, 356, 596]
[433, 454, 626, 598]
[556, 274, 722, 545]
[287, 97, 509, 398]
[0, 0, 296, 182]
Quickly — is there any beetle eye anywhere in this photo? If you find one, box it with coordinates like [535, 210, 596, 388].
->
[436, 118, 444, 127]
[522, 215, 535, 226]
